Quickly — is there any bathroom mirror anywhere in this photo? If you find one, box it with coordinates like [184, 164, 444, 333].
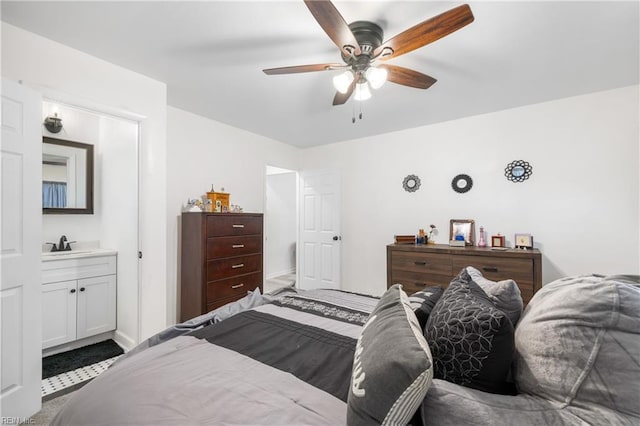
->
[42, 137, 94, 214]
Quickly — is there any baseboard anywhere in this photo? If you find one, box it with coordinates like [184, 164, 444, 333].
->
[113, 329, 137, 353]
[42, 331, 115, 357]
[266, 268, 296, 280]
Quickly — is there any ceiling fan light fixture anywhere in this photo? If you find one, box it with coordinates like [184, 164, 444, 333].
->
[365, 66, 387, 90]
[333, 70, 355, 94]
[354, 81, 372, 101]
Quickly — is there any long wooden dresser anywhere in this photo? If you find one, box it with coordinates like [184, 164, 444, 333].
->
[387, 243, 542, 304]
[180, 212, 263, 322]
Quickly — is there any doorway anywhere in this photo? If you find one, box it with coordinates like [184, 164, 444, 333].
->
[41, 100, 140, 353]
[264, 165, 298, 293]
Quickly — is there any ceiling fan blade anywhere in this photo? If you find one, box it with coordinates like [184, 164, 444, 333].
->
[380, 64, 437, 89]
[332, 81, 355, 105]
[374, 4, 474, 61]
[263, 63, 344, 75]
[304, 0, 362, 56]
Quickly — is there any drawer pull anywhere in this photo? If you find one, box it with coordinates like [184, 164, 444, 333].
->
[232, 224, 245, 228]
[483, 266, 499, 273]
[232, 244, 245, 248]
[414, 261, 427, 266]
[231, 283, 245, 289]
[231, 263, 245, 269]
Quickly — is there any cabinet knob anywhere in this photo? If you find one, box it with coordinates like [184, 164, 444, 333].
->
[80, 287, 86, 292]
[70, 288, 76, 294]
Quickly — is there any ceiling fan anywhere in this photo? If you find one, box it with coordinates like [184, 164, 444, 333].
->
[263, 1, 474, 106]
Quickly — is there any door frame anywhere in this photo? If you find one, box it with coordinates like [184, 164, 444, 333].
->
[264, 165, 299, 289]
[39, 89, 143, 350]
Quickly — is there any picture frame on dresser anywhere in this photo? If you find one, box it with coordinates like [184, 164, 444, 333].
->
[449, 219, 475, 246]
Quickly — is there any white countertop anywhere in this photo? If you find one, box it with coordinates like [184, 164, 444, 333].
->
[41, 248, 117, 262]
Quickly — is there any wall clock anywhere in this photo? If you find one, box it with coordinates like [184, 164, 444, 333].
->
[451, 174, 473, 193]
[505, 160, 533, 182]
[402, 175, 421, 192]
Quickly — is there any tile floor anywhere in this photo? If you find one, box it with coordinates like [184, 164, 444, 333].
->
[41, 355, 121, 399]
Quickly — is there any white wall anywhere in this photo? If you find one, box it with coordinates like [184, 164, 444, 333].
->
[301, 86, 640, 296]
[166, 106, 300, 323]
[265, 171, 297, 278]
[2, 23, 168, 342]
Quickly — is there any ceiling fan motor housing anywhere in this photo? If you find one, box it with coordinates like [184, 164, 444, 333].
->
[344, 21, 384, 62]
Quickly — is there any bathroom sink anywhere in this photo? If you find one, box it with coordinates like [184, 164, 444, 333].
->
[41, 248, 117, 260]
[42, 250, 93, 257]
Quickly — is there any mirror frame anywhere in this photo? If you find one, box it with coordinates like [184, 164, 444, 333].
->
[43, 137, 94, 214]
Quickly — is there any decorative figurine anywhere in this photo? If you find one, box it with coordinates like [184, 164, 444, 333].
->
[478, 226, 487, 247]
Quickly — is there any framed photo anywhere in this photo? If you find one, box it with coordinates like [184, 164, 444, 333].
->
[491, 235, 506, 248]
[514, 233, 533, 249]
[449, 219, 475, 246]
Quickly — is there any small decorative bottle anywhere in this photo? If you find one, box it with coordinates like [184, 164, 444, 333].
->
[478, 226, 487, 247]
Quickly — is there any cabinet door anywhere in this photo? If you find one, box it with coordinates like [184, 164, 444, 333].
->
[42, 280, 77, 349]
[76, 275, 116, 339]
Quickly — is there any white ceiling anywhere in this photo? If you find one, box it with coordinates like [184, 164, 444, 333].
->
[2, 1, 638, 148]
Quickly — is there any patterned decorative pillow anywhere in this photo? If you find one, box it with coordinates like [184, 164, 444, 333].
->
[408, 286, 444, 330]
[347, 284, 433, 426]
[425, 269, 516, 394]
[465, 266, 523, 325]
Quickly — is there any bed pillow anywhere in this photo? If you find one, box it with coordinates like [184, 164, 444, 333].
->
[425, 269, 516, 394]
[408, 286, 444, 330]
[465, 266, 523, 325]
[347, 284, 433, 426]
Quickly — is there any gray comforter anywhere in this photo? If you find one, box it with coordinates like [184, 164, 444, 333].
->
[51, 289, 379, 425]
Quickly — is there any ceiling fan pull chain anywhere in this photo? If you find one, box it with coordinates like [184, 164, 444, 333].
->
[352, 103, 356, 123]
[359, 103, 363, 120]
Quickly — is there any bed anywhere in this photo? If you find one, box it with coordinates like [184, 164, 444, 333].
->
[51, 287, 387, 425]
[51, 273, 640, 426]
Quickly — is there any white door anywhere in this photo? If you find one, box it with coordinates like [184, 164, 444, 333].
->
[77, 275, 116, 339]
[1, 80, 42, 418]
[42, 280, 77, 349]
[299, 170, 341, 290]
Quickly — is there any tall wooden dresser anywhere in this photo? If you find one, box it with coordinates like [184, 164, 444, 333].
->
[180, 212, 263, 322]
[387, 243, 542, 305]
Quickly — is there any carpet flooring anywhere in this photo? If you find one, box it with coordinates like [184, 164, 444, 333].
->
[42, 339, 123, 379]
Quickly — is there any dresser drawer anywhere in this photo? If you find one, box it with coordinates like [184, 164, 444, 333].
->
[452, 255, 532, 282]
[207, 253, 262, 281]
[391, 252, 452, 276]
[452, 255, 534, 302]
[207, 235, 262, 259]
[207, 272, 262, 304]
[390, 270, 450, 294]
[207, 215, 262, 237]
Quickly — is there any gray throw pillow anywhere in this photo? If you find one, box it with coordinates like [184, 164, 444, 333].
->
[466, 266, 523, 325]
[347, 284, 433, 426]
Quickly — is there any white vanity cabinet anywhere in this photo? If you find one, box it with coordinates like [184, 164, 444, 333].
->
[41, 251, 117, 349]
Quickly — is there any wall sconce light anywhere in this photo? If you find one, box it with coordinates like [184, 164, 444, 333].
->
[44, 113, 63, 133]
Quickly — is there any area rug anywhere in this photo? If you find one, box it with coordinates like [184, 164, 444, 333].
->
[42, 339, 123, 379]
